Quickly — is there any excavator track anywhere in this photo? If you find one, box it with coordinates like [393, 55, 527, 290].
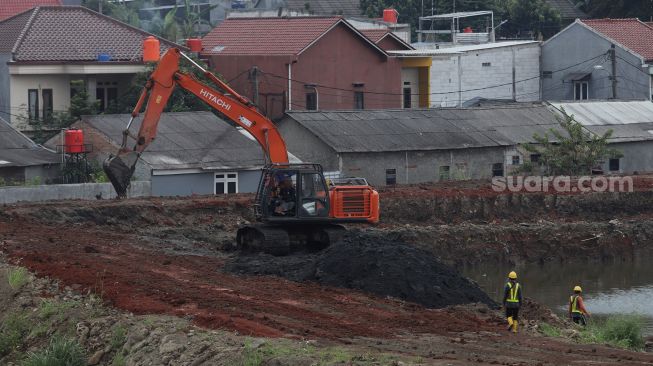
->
[236, 224, 346, 255]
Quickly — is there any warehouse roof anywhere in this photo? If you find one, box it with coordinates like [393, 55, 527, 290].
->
[283, 104, 562, 153]
[82, 112, 267, 170]
[0, 117, 60, 167]
[551, 100, 653, 143]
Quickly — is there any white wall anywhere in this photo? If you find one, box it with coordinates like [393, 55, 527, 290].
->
[10, 74, 71, 129]
[401, 67, 420, 108]
[430, 43, 541, 107]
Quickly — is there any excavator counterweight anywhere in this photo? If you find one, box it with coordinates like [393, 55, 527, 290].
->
[103, 48, 379, 254]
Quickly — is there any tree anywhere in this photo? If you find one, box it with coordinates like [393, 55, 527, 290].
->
[504, 0, 561, 39]
[82, 0, 142, 27]
[582, 0, 653, 20]
[148, 0, 217, 42]
[521, 109, 622, 176]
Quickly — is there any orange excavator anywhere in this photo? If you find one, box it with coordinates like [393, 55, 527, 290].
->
[103, 48, 379, 254]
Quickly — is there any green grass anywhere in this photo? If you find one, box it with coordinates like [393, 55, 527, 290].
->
[111, 351, 126, 366]
[579, 315, 645, 351]
[539, 322, 562, 338]
[0, 313, 30, 356]
[110, 325, 127, 350]
[7, 267, 29, 290]
[22, 337, 86, 366]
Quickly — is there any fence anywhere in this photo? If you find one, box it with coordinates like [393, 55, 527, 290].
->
[0, 181, 151, 204]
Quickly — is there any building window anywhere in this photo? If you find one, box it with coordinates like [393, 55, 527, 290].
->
[574, 81, 588, 100]
[403, 87, 411, 108]
[306, 92, 317, 110]
[385, 169, 396, 185]
[609, 158, 620, 172]
[42, 89, 53, 123]
[530, 153, 541, 164]
[542, 71, 552, 79]
[215, 172, 238, 194]
[28, 89, 39, 121]
[97, 81, 118, 111]
[512, 155, 521, 165]
[439, 166, 450, 181]
[482, 62, 491, 67]
[354, 91, 364, 110]
[492, 163, 504, 177]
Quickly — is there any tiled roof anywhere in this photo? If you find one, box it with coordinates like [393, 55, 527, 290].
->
[359, 29, 388, 43]
[544, 0, 587, 19]
[581, 18, 653, 61]
[203, 16, 379, 56]
[285, 0, 361, 17]
[0, 0, 60, 21]
[0, 6, 179, 62]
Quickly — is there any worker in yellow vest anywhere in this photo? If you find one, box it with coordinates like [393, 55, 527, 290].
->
[569, 285, 590, 326]
[503, 271, 522, 333]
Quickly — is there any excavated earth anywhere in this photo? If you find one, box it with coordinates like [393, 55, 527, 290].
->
[2, 178, 653, 364]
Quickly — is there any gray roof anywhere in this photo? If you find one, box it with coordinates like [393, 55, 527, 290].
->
[285, 0, 361, 16]
[284, 104, 562, 153]
[551, 101, 653, 143]
[0, 117, 60, 167]
[83, 112, 266, 170]
[544, 0, 587, 20]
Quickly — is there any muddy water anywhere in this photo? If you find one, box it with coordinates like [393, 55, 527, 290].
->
[463, 253, 653, 336]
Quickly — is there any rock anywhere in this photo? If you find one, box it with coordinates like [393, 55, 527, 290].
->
[159, 334, 187, 354]
[250, 339, 266, 349]
[76, 323, 90, 344]
[87, 349, 104, 365]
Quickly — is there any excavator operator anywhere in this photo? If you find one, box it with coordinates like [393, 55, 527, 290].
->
[271, 174, 297, 216]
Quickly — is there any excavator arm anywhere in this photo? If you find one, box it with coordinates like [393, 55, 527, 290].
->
[103, 48, 289, 196]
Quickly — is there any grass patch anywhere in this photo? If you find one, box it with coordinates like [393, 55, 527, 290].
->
[23, 337, 86, 366]
[539, 322, 562, 338]
[579, 315, 645, 351]
[0, 312, 30, 357]
[7, 267, 29, 290]
[111, 351, 126, 366]
[38, 299, 77, 321]
[110, 325, 127, 350]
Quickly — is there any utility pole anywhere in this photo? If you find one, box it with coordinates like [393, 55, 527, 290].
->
[98, 0, 103, 14]
[249, 66, 260, 106]
[610, 44, 617, 99]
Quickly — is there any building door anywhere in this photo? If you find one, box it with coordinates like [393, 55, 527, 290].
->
[215, 172, 238, 194]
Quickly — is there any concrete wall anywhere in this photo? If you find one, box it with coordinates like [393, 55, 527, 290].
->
[0, 53, 11, 123]
[542, 23, 651, 101]
[0, 181, 150, 204]
[277, 117, 340, 170]
[341, 147, 507, 186]
[604, 141, 653, 174]
[10, 74, 71, 129]
[430, 43, 541, 107]
[151, 169, 262, 196]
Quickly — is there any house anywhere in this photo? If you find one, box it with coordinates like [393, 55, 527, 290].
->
[390, 41, 541, 108]
[543, 0, 587, 24]
[0, 0, 61, 21]
[0, 116, 60, 184]
[277, 104, 562, 186]
[201, 16, 404, 119]
[551, 100, 653, 174]
[542, 19, 653, 102]
[45, 111, 300, 196]
[0, 6, 179, 134]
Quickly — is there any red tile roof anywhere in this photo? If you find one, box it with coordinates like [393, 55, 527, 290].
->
[0, 6, 180, 62]
[581, 18, 653, 61]
[203, 17, 380, 56]
[359, 29, 388, 43]
[0, 0, 60, 21]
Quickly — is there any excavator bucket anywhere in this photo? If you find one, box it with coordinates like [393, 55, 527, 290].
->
[103, 154, 135, 198]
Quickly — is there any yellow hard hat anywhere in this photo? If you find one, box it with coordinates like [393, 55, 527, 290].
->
[574, 285, 582, 292]
[508, 271, 517, 279]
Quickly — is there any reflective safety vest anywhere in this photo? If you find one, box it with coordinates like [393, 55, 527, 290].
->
[506, 282, 520, 303]
[570, 295, 581, 313]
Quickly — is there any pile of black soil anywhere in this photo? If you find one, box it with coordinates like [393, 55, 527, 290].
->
[226, 231, 496, 309]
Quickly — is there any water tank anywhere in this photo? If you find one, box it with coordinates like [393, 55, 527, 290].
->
[65, 129, 84, 153]
[143, 36, 160, 62]
[383, 9, 398, 23]
[186, 38, 202, 52]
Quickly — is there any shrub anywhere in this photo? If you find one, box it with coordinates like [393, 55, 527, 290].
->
[7, 267, 29, 290]
[539, 322, 561, 338]
[580, 315, 645, 351]
[23, 337, 86, 366]
[0, 313, 29, 356]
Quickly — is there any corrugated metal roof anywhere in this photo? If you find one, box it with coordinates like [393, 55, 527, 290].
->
[83, 112, 267, 170]
[285, 0, 361, 17]
[551, 101, 653, 126]
[0, 117, 60, 167]
[284, 104, 562, 153]
[551, 101, 653, 143]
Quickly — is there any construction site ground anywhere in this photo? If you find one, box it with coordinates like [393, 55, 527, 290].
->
[2, 177, 653, 365]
